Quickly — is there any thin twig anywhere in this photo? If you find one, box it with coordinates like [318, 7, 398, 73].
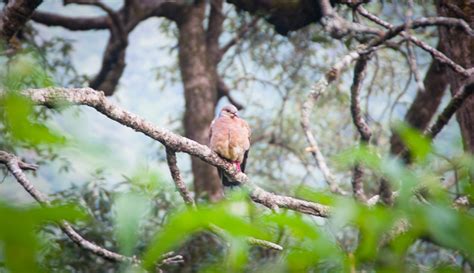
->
[300, 90, 347, 195]
[300, 49, 363, 195]
[219, 17, 259, 60]
[405, 42, 425, 92]
[356, 6, 474, 78]
[165, 148, 195, 207]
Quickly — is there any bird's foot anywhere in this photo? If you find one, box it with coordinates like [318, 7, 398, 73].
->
[232, 161, 241, 172]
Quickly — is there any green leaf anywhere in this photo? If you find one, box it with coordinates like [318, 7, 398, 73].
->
[0, 201, 85, 273]
[0, 91, 66, 146]
[394, 122, 432, 163]
[113, 193, 150, 256]
[143, 201, 266, 270]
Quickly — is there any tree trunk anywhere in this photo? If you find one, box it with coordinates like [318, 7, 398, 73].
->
[437, 0, 474, 153]
[389, 42, 448, 156]
[177, 2, 223, 202]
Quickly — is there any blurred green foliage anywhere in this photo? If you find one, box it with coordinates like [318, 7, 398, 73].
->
[0, 202, 84, 273]
[0, 51, 66, 153]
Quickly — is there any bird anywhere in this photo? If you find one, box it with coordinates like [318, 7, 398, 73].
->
[209, 104, 251, 186]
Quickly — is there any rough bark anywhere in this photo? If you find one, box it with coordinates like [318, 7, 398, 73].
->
[390, 43, 448, 156]
[350, 57, 371, 202]
[437, 0, 474, 153]
[0, 0, 43, 42]
[89, 30, 128, 96]
[177, 2, 223, 202]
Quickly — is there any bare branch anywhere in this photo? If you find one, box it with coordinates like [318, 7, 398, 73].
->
[64, 0, 126, 43]
[217, 78, 243, 110]
[320, 12, 382, 39]
[313, 0, 382, 38]
[300, 91, 347, 195]
[31, 11, 109, 30]
[350, 57, 372, 143]
[206, 0, 225, 64]
[0, 151, 38, 170]
[349, 56, 371, 202]
[356, 6, 474, 78]
[13, 87, 330, 218]
[58, 0, 129, 96]
[165, 148, 195, 207]
[425, 83, 474, 139]
[300, 50, 362, 195]
[0, 0, 43, 41]
[393, 83, 474, 166]
[405, 42, 425, 92]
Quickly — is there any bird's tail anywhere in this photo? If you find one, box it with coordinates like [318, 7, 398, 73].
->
[218, 168, 240, 187]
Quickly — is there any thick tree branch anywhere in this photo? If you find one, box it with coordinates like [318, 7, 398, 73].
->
[0, 150, 184, 267]
[12, 87, 330, 217]
[393, 83, 474, 164]
[31, 4, 126, 96]
[32, 1, 184, 96]
[0, 151, 38, 170]
[31, 11, 109, 30]
[350, 57, 371, 143]
[206, 0, 224, 65]
[318, 0, 381, 39]
[0, 0, 43, 41]
[216, 78, 243, 110]
[349, 57, 371, 202]
[64, 0, 126, 43]
[71, 1, 129, 96]
[425, 82, 474, 139]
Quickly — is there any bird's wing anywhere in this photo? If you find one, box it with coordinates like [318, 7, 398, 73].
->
[241, 149, 249, 173]
[208, 117, 216, 145]
[240, 118, 251, 172]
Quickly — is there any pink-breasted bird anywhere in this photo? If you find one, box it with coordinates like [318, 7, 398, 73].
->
[209, 105, 251, 186]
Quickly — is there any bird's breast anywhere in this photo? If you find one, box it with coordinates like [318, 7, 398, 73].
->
[210, 118, 249, 162]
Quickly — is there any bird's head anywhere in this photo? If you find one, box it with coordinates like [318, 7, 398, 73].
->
[219, 104, 239, 118]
